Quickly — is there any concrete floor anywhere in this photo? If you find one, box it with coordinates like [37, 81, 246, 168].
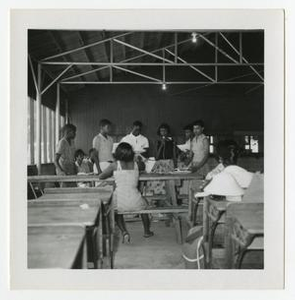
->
[113, 219, 186, 269]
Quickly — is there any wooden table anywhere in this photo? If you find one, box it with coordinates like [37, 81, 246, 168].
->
[225, 203, 264, 269]
[28, 188, 113, 269]
[28, 173, 203, 210]
[28, 225, 87, 269]
[202, 197, 232, 267]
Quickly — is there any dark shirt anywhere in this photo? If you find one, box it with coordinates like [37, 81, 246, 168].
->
[156, 138, 175, 160]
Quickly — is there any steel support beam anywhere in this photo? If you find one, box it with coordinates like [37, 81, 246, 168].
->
[198, 33, 239, 64]
[113, 38, 174, 64]
[42, 31, 133, 61]
[36, 64, 42, 174]
[215, 33, 218, 81]
[55, 83, 60, 143]
[113, 66, 161, 82]
[219, 32, 264, 81]
[61, 81, 263, 85]
[61, 37, 194, 81]
[41, 65, 73, 95]
[28, 55, 39, 94]
[42, 62, 264, 66]
[165, 49, 214, 82]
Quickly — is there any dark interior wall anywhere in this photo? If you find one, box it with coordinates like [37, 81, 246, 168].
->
[68, 85, 264, 153]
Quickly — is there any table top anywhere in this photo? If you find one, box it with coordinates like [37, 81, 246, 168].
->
[28, 225, 85, 269]
[28, 197, 101, 226]
[28, 172, 203, 183]
[229, 203, 264, 234]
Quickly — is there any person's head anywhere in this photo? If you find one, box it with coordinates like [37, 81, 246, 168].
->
[74, 149, 85, 165]
[62, 124, 76, 140]
[193, 120, 205, 137]
[157, 123, 171, 138]
[183, 124, 193, 140]
[114, 142, 135, 162]
[99, 119, 112, 135]
[131, 120, 143, 136]
[216, 140, 239, 166]
[88, 148, 97, 160]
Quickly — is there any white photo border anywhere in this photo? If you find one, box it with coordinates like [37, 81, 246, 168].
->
[10, 9, 284, 290]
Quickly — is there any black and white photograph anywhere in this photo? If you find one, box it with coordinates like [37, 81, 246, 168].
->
[26, 28, 265, 270]
[8, 9, 285, 291]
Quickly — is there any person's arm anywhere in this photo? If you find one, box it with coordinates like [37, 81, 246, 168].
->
[141, 137, 149, 158]
[98, 162, 116, 180]
[172, 139, 177, 168]
[190, 138, 209, 172]
[92, 137, 102, 174]
[155, 140, 164, 160]
[54, 153, 66, 175]
[54, 140, 67, 175]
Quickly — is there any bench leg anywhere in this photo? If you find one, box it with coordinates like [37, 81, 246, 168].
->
[173, 215, 183, 244]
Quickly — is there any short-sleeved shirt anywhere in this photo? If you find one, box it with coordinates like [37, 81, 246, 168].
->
[92, 133, 114, 162]
[191, 134, 209, 163]
[56, 138, 76, 175]
[121, 133, 149, 153]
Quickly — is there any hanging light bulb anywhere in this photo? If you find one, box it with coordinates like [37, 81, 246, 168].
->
[162, 82, 167, 90]
[191, 32, 198, 43]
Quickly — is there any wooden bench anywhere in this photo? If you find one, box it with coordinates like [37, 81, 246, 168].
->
[117, 206, 188, 244]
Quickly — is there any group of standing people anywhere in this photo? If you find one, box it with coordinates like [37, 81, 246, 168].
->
[53, 119, 210, 241]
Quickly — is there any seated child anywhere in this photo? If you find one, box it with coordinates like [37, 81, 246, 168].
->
[74, 149, 92, 187]
[98, 142, 153, 242]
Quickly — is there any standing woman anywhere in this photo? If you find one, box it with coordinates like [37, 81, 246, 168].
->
[155, 123, 177, 170]
[190, 120, 210, 177]
[54, 124, 77, 186]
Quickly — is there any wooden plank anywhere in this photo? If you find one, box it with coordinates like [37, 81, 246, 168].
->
[28, 199, 101, 226]
[28, 225, 85, 269]
[28, 173, 203, 183]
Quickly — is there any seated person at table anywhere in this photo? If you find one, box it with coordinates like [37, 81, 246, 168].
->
[189, 120, 210, 177]
[75, 149, 93, 187]
[92, 119, 114, 174]
[205, 140, 239, 180]
[74, 149, 92, 174]
[98, 142, 153, 242]
[201, 140, 253, 192]
[54, 124, 77, 187]
[155, 123, 177, 169]
[121, 120, 149, 161]
[87, 148, 98, 173]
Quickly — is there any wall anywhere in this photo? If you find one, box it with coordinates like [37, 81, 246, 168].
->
[68, 85, 264, 154]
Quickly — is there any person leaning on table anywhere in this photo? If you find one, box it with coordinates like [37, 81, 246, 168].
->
[54, 123, 77, 187]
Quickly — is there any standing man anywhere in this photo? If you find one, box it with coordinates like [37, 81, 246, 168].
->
[190, 120, 210, 176]
[92, 119, 114, 174]
[121, 120, 149, 159]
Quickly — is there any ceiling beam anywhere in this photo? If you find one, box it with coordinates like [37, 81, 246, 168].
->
[76, 31, 100, 81]
[42, 62, 264, 66]
[219, 32, 264, 81]
[61, 81, 263, 85]
[165, 48, 215, 82]
[42, 31, 133, 61]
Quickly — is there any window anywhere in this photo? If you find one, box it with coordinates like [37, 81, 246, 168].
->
[244, 135, 259, 153]
[27, 97, 65, 165]
[207, 135, 214, 153]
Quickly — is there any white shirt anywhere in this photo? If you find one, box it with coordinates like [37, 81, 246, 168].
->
[121, 133, 149, 153]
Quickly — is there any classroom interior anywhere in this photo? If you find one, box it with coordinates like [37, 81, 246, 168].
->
[27, 29, 264, 270]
